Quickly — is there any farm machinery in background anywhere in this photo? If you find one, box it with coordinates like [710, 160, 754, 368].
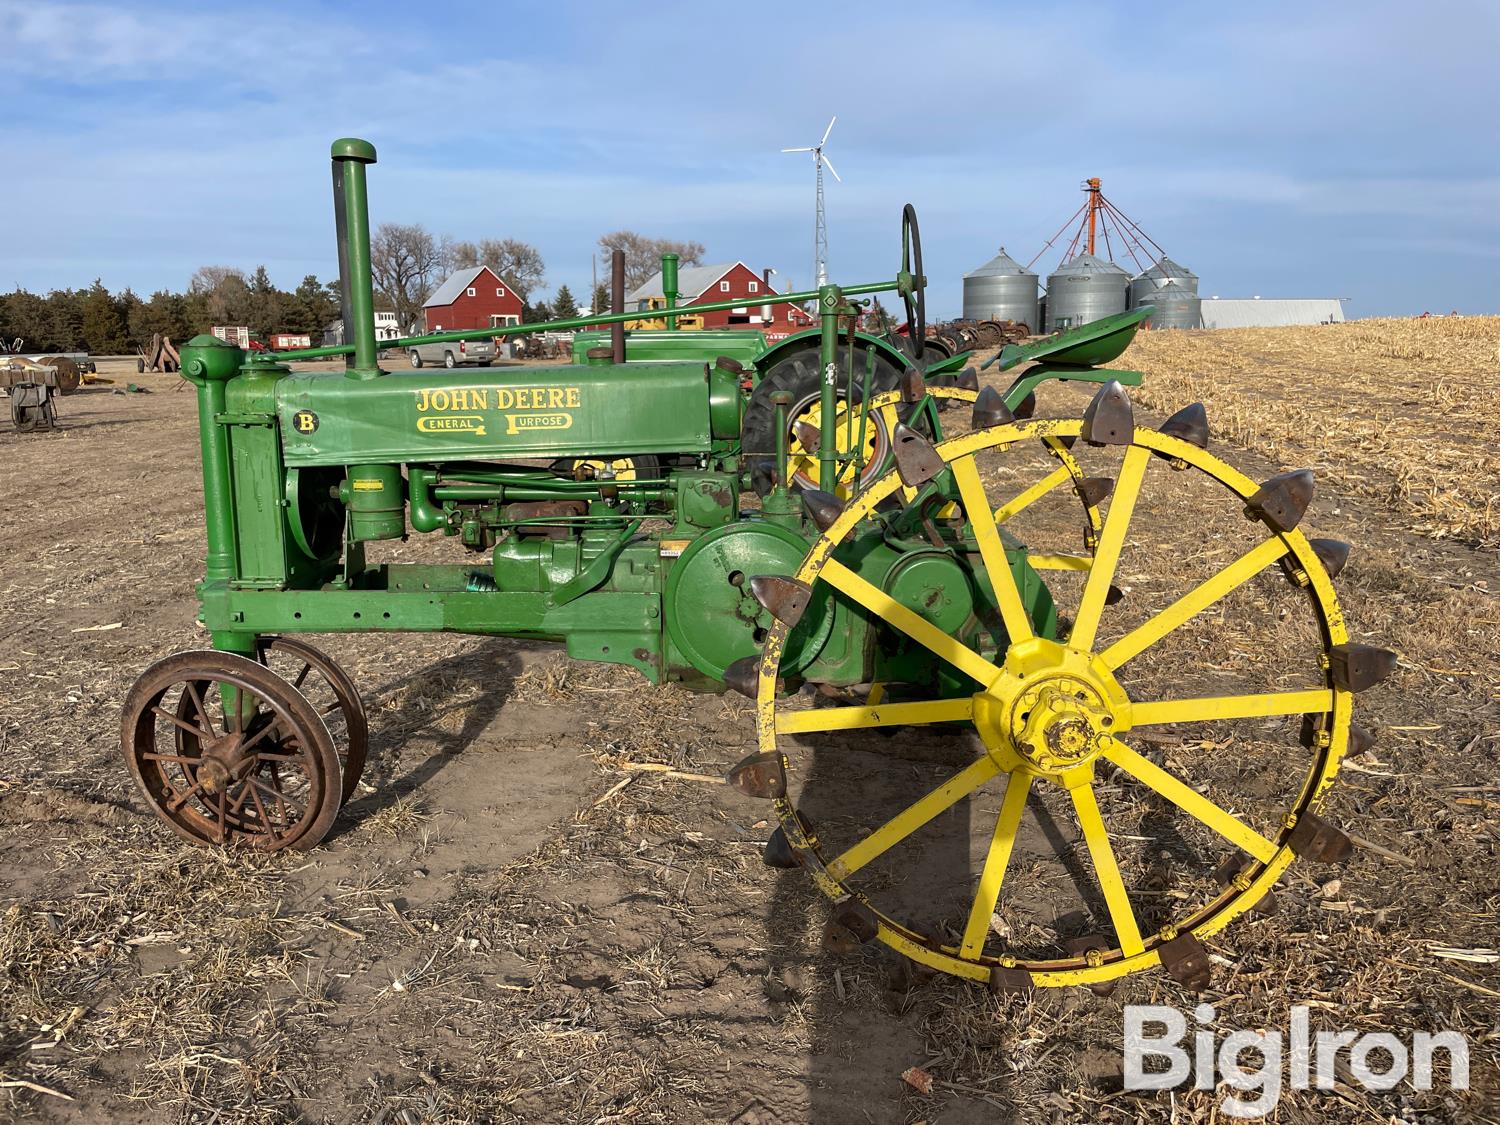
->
[0, 344, 91, 431]
[119, 137, 1393, 996]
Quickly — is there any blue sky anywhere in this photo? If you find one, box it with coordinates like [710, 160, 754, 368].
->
[3, 0, 1496, 317]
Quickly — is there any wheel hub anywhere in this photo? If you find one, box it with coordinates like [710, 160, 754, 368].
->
[971, 639, 1128, 778]
[198, 732, 251, 794]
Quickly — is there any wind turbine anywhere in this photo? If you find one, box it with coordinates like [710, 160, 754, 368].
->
[782, 116, 840, 288]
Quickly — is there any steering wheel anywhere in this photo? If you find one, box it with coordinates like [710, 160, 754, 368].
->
[899, 204, 927, 360]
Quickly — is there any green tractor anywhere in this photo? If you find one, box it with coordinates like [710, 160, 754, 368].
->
[120, 137, 1392, 994]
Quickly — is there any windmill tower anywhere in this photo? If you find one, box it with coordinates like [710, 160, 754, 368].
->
[782, 116, 840, 288]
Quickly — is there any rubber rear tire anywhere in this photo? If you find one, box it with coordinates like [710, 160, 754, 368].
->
[741, 343, 905, 496]
[444, 352, 457, 369]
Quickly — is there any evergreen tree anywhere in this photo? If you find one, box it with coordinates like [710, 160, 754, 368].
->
[552, 283, 579, 319]
[591, 282, 609, 317]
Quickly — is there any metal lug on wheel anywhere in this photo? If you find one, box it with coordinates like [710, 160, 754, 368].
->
[971, 385, 1014, 429]
[1158, 403, 1209, 448]
[988, 963, 1033, 996]
[823, 898, 879, 955]
[763, 825, 801, 869]
[1105, 583, 1125, 606]
[1346, 723, 1376, 758]
[1081, 380, 1134, 445]
[1012, 391, 1037, 420]
[892, 422, 944, 487]
[802, 489, 846, 533]
[749, 575, 812, 627]
[1066, 937, 1118, 996]
[1243, 469, 1315, 532]
[1329, 643, 1398, 692]
[1158, 932, 1212, 992]
[1076, 476, 1114, 508]
[793, 419, 820, 454]
[1309, 538, 1351, 579]
[900, 367, 927, 404]
[726, 751, 788, 799]
[725, 655, 776, 700]
[1287, 811, 1353, 863]
[955, 366, 979, 393]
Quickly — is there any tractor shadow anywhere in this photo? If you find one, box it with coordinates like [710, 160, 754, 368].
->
[327, 638, 528, 840]
[765, 717, 1146, 1123]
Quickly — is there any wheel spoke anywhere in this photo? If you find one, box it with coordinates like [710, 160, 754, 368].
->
[951, 455, 1034, 644]
[142, 752, 202, 765]
[1130, 689, 1333, 727]
[775, 696, 974, 735]
[237, 714, 285, 757]
[184, 681, 216, 736]
[292, 662, 312, 690]
[1070, 445, 1151, 653]
[166, 779, 206, 813]
[1100, 537, 1290, 671]
[1069, 779, 1145, 957]
[152, 705, 211, 740]
[827, 756, 1002, 881]
[818, 558, 998, 687]
[1027, 553, 1093, 572]
[959, 770, 1032, 958]
[1102, 740, 1278, 863]
[216, 789, 227, 844]
[246, 781, 282, 841]
[992, 464, 1071, 524]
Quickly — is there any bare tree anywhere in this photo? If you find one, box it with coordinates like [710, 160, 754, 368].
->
[188, 265, 252, 325]
[444, 238, 546, 300]
[371, 223, 443, 333]
[597, 232, 707, 292]
[189, 265, 247, 294]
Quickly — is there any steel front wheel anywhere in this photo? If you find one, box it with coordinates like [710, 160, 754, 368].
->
[123, 650, 343, 851]
[742, 386, 1392, 991]
[253, 636, 369, 804]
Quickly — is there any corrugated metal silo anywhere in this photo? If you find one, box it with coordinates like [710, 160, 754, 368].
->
[963, 247, 1039, 329]
[1134, 280, 1201, 330]
[1036, 293, 1047, 335]
[1129, 255, 1199, 307]
[1045, 253, 1128, 330]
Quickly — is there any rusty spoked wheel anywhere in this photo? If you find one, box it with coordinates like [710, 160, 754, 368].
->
[254, 636, 368, 805]
[122, 650, 342, 851]
[736, 383, 1395, 992]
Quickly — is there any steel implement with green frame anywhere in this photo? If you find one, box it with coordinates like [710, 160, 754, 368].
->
[120, 136, 1391, 1001]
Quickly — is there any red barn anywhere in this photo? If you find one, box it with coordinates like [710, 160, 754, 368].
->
[627, 262, 814, 339]
[421, 266, 525, 332]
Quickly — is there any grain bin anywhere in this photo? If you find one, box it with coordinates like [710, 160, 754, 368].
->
[963, 247, 1039, 329]
[1133, 280, 1201, 330]
[1044, 253, 1128, 330]
[1129, 255, 1198, 307]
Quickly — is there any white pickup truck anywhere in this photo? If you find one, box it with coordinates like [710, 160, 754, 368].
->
[407, 337, 495, 368]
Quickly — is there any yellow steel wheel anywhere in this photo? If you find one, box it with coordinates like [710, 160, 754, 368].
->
[753, 411, 1383, 990]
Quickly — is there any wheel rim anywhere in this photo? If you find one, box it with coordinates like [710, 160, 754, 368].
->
[254, 637, 368, 805]
[123, 651, 342, 851]
[753, 416, 1367, 988]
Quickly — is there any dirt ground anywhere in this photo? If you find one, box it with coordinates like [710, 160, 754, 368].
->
[1, 329, 1497, 1124]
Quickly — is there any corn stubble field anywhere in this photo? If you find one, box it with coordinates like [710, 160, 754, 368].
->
[1, 317, 1498, 1124]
